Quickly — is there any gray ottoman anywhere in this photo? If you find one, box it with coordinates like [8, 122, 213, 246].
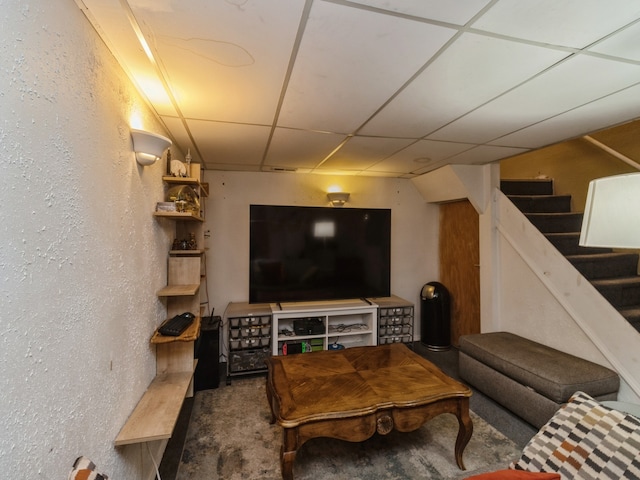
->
[459, 332, 619, 428]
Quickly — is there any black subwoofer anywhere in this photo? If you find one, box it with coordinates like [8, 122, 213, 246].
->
[195, 315, 220, 391]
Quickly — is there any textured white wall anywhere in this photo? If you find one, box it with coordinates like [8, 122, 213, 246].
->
[0, 1, 172, 477]
[203, 171, 440, 339]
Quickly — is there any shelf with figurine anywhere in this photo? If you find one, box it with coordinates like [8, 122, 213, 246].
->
[163, 148, 209, 196]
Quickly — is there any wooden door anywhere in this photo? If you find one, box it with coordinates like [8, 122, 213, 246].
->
[439, 200, 480, 346]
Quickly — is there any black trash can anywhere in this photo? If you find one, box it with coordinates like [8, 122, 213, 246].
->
[195, 315, 221, 391]
[420, 282, 451, 351]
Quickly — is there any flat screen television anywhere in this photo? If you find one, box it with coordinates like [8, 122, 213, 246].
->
[249, 205, 391, 304]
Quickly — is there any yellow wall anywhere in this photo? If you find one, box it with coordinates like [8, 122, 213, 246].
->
[501, 119, 640, 212]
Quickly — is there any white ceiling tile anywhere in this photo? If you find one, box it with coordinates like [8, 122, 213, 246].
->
[445, 145, 529, 166]
[79, 0, 180, 117]
[360, 32, 569, 137]
[277, 1, 456, 133]
[429, 55, 640, 144]
[133, 0, 306, 124]
[160, 116, 197, 162]
[367, 139, 474, 174]
[187, 120, 271, 167]
[492, 83, 640, 148]
[344, 0, 492, 24]
[318, 136, 414, 171]
[78, 0, 640, 177]
[590, 21, 640, 61]
[264, 129, 347, 169]
[472, 0, 640, 48]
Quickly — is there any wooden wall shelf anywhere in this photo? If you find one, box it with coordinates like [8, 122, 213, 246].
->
[115, 164, 207, 451]
[151, 317, 201, 344]
[169, 249, 204, 256]
[153, 211, 204, 222]
[162, 175, 209, 196]
[114, 371, 194, 446]
[157, 284, 200, 297]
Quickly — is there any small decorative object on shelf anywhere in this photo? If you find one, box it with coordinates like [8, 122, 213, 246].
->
[185, 148, 192, 177]
[173, 234, 197, 250]
[156, 202, 176, 212]
[166, 185, 199, 215]
[170, 159, 187, 177]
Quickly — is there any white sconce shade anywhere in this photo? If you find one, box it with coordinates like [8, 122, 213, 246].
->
[131, 129, 172, 166]
[327, 192, 350, 207]
[579, 173, 640, 248]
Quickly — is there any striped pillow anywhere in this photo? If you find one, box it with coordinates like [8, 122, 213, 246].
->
[510, 391, 640, 480]
[68, 457, 108, 480]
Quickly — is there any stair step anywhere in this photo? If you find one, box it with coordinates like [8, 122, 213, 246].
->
[508, 194, 572, 213]
[502, 176, 640, 335]
[591, 276, 640, 308]
[525, 212, 584, 233]
[544, 233, 612, 256]
[619, 306, 640, 332]
[501, 179, 554, 196]
[566, 252, 639, 280]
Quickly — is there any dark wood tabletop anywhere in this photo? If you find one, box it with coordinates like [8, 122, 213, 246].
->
[266, 343, 473, 479]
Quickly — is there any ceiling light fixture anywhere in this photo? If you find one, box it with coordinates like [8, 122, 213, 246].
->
[131, 129, 172, 166]
[327, 191, 350, 207]
[579, 172, 640, 248]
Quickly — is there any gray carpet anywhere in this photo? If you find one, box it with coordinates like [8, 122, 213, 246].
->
[176, 376, 522, 480]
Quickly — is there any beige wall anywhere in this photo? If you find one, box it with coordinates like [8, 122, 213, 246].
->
[203, 170, 440, 338]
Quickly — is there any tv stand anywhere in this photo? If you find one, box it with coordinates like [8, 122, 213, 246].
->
[224, 296, 415, 377]
[272, 299, 377, 355]
[278, 298, 370, 311]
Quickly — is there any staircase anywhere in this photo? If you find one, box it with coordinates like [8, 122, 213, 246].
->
[501, 178, 640, 333]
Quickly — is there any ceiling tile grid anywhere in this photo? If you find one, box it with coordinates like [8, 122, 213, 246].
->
[77, 0, 640, 177]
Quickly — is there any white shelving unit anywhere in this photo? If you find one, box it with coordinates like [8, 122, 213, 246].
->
[271, 299, 377, 355]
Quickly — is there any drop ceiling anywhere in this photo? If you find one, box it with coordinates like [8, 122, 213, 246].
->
[75, 0, 640, 177]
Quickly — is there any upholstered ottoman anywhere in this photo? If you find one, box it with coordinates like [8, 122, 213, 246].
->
[459, 332, 619, 428]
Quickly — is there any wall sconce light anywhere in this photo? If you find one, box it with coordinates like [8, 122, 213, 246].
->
[327, 191, 350, 207]
[131, 129, 172, 166]
[579, 172, 640, 248]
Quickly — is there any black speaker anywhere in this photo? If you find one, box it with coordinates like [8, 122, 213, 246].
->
[195, 315, 220, 391]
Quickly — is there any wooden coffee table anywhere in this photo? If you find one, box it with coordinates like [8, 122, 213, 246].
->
[265, 343, 473, 480]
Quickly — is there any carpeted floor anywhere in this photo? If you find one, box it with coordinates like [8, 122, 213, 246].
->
[175, 376, 522, 480]
[159, 346, 537, 479]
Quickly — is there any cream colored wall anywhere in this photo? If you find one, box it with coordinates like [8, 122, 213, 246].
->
[1, 1, 174, 477]
[202, 171, 440, 339]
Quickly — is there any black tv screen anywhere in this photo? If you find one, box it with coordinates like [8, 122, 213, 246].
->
[249, 205, 391, 303]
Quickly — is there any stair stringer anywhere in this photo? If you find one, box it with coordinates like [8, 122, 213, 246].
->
[493, 189, 640, 402]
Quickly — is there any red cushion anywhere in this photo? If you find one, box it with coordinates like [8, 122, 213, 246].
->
[465, 470, 561, 480]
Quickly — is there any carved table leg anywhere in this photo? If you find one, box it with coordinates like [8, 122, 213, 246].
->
[454, 400, 474, 470]
[280, 427, 298, 480]
[266, 382, 276, 424]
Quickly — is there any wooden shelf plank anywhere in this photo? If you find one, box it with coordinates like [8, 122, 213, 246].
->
[151, 316, 201, 344]
[162, 176, 208, 197]
[114, 371, 193, 446]
[153, 211, 204, 222]
[157, 284, 200, 297]
[169, 249, 204, 256]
